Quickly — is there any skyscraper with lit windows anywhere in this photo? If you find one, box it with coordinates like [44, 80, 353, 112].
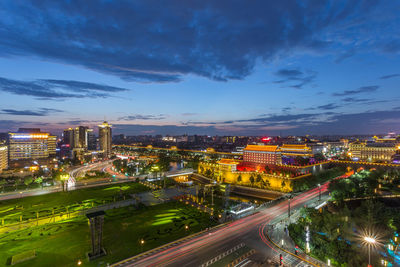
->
[98, 121, 112, 158]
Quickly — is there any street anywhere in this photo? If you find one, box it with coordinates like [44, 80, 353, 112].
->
[113, 183, 330, 267]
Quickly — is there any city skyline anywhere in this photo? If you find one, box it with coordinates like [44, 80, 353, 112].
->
[0, 1, 400, 135]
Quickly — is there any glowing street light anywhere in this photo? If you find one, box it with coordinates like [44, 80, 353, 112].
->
[364, 236, 376, 266]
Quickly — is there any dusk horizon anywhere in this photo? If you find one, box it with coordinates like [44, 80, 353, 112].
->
[1, 0, 399, 136]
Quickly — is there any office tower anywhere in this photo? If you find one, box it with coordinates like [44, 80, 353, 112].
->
[87, 129, 97, 150]
[63, 128, 74, 147]
[98, 121, 112, 158]
[8, 128, 51, 161]
[74, 126, 89, 149]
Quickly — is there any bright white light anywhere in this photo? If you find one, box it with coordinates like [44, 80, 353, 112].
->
[364, 236, 376, 243]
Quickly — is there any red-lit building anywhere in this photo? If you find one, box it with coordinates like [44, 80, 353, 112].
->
[243, 145, 282, 165]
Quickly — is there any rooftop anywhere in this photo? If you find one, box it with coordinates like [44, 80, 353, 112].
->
[244, 144, 279, 152]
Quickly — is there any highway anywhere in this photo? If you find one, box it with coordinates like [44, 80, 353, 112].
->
[113, 183, 330, 267]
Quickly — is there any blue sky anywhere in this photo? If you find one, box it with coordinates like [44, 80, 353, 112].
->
[0, 0, 399, 136]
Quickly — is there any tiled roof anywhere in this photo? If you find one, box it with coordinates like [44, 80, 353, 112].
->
[244, 145, 279, 152]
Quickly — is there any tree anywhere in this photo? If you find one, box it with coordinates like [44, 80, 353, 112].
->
[264, 179, 270, 188]
[314, 153, 325, 162]
[250, 175, 255, 186]
[24, 177, 33, 189]
[256, 174, 262, 187]
[237, 175, 242, 183]
[54, 171, 69, 192]
[0, 179, 6, 192]
[34, 177, 43, 189]
[281, 180, 286, 189]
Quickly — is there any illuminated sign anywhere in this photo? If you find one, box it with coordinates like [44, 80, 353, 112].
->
[10, 134, 49, 139]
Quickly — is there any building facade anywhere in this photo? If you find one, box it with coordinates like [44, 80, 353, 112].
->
[349, 141, 398, 162]
[98, 121, 112, 158]
[243, 145, 282, 165]
[280, 144, 313, 157]
[0, 144, 8, 172]
[8, 129, 56, 162]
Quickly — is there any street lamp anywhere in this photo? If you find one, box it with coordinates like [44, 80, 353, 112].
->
[364, 236, 376, 266]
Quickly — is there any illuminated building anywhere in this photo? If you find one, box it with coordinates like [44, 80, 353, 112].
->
[74, 126, 89, 149]
[0, 144, 8, 172]
[349, 141, 398, 162]
[280, 144, 313, 157]
[98, 121, 112, 158]
[48, 135, 57, 156]
[63, 126, 97, 158]
[7, 128, 55, 162]
[87, 129, 97, 150]
[243, 145, 282, 165]
[63, 128, 74, 147]
[217, 158, 240, 172]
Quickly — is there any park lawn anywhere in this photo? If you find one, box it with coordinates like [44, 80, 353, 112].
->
[0, 201, 218, 266]
[0, 182, 149, 224]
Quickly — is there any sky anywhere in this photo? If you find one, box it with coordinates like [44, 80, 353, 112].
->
[0, 0, 400, 136]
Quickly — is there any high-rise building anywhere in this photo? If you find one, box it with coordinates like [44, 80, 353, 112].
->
[98, 121, 112, 158]
[74, 126, 89, 149]
[48, 135, 57, 156]
[8, 128, 55, 162]
[0, 144, 8, 172]
[63, 128, 74, 147]
[87, 129, 97, 150]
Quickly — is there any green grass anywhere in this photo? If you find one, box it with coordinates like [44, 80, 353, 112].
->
[0, 201, 217, 266]
[0, 182, 149, 224]
[10, 250, 36, 265]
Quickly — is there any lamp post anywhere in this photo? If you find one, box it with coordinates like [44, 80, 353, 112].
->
[364, 236, 375, 267]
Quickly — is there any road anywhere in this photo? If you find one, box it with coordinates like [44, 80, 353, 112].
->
[0, 160, 130, 201]
[113, 183, 330, 267]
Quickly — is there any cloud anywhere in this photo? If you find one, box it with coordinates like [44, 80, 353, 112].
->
[273, 68, 317, 89]
[0, 1, 389, 83]
[380, 74, 400, 80]
[0, 77, 129, 99]
[309, 103, 341, 110]
[334, 49, 356, 63]
[333, 85, 379, 97]
[181, 113, 198, 116]
[118, 114, 167, 121]
[1, 108, 62, 116]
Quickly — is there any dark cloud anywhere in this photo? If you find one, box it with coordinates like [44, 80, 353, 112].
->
[380, 74, 400, 80]
[0, 77, 129, 99]
[1, 108, 62, 116]
[275, 69, 303, 78]
[309, 103, 341, 110]
[0, 1, 386, 83]
[118, 114, 167, 121]
[333, 85, 379, 96]
[341, 97, 370, 103]
[273, 68, 317, 89]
